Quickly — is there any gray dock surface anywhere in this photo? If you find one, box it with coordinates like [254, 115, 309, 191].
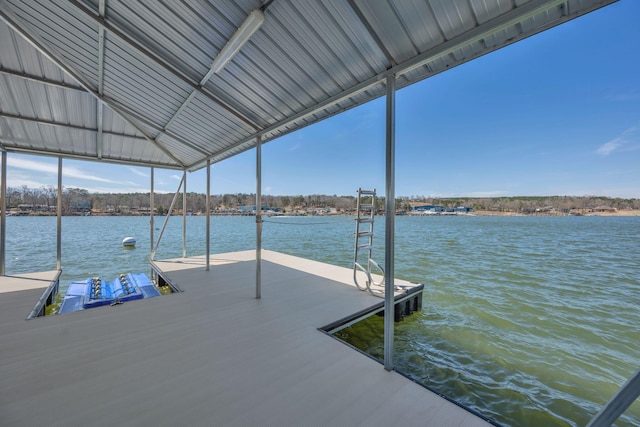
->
[0, 251, 490, 426]
[0, 270, 59, 322]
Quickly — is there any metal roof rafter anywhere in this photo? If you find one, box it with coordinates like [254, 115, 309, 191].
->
[69, 0, 261, 132]
[0, 32, 209, 160]
[194, 0, 570, 170]
[100, 97, 215, 154]
[0, 8, 186, 167]
[86, 2, 216, 163]
[2, 145, 181, 169]
[0, 112, 146, 140]
[0, 69, 85, 91]
[96, 0, 106, 159]
[347, 0, 397, 67]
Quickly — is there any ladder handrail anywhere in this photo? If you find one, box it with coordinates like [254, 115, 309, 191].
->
[353, 188, 385, 297]
[353, 261, 370, 291]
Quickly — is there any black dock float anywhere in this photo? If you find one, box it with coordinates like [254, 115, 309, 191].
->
[27, 271, 61, 319]
[394, 287, 423, 322]
[320, 283, 424, 334]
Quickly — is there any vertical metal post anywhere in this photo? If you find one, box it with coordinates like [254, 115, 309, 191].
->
[256, 135, 262, 299]
[0, 151, 6, 276]
[56, 157, 62, 270]
[206, 159, 210, 271]
[182, 169, 187, 258]
[150, 167, 154, 259]
[384, 74, 396, 371]
[57, 157, 62, 271]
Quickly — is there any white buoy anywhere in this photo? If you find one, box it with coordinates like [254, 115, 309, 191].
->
[122, 236, 136, 247]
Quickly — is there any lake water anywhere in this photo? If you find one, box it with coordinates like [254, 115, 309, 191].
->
[4, 215, 640, 426]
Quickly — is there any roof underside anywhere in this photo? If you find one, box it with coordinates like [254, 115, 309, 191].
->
[0, 0, 617, 171]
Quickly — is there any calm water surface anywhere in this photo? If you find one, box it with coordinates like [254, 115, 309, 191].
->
[5, 215, 640, 426]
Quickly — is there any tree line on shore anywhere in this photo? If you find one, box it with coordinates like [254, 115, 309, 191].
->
[5, 185, 639, 215]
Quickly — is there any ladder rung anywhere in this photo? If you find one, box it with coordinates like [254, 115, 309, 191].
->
[359, 204, 375, 210]
[357, 231, 372, 237]
[357, 244, 372, 251]
[357, 218, 373, 223]
[359, 190, 376, 195]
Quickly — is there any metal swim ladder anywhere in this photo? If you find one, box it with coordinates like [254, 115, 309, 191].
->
[353, 188, 385, 298]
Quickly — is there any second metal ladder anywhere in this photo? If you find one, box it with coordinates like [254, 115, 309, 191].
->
[353, 188, 385, 297]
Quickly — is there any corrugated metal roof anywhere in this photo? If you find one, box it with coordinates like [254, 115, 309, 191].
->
[0, 0, 617, 171]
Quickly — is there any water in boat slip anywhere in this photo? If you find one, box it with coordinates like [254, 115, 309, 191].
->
[5, 215, 640, 427]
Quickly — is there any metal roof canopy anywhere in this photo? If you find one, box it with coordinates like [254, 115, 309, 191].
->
[0, 0, 617, 171]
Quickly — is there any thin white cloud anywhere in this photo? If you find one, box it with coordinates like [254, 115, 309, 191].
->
[596, 138, 624, 156]
[170, 174, 182, 180]
[8, 157, 58, 175]
[127, 166, 148, 178]
[596, 126, 637, 156]
[64, 166, 117, 183]
[8, 157, 117, 183]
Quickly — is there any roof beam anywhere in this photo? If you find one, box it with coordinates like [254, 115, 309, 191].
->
[0, 8, 186, 167]
[0, 69, 85, 91]
[97, 100, 104, 158]
[396, 0, 569, 75]
[90, 0, 207, 160]
[96, 0, 106, 159]
[192, 0, 573, 170]
[0, 112, 146, 140]
[1, 145, 181, 169]
[0, 67, 212, 158]
[102, 97, 214, 158]
[69, 0, 261, 132]
[347, 0, 397, 67]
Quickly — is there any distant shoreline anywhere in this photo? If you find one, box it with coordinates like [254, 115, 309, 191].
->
[472, 210, 640, 217]
[7, 209, 640, 217]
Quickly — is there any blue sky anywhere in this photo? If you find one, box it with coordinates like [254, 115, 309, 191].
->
[6, 1, 640, 198]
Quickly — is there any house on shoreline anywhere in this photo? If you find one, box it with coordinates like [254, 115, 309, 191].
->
[410, 204, 473, 215]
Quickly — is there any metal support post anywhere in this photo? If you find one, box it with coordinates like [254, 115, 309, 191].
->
[0, 151, 6, 275]
[57, 157, 62, 271]
[150, 167, 154, 258]
[151, 174, 185, 260]
[384, 74, 396, 371]
[182, 169, 187, 258]
[256, 134, 262, 299]
[206, 160, 210, 271]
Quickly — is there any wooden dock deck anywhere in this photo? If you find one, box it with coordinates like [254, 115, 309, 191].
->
[0, 250, 491, 426]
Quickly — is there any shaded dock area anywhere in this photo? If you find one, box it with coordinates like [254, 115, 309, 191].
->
[0, 251, 491, 426]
